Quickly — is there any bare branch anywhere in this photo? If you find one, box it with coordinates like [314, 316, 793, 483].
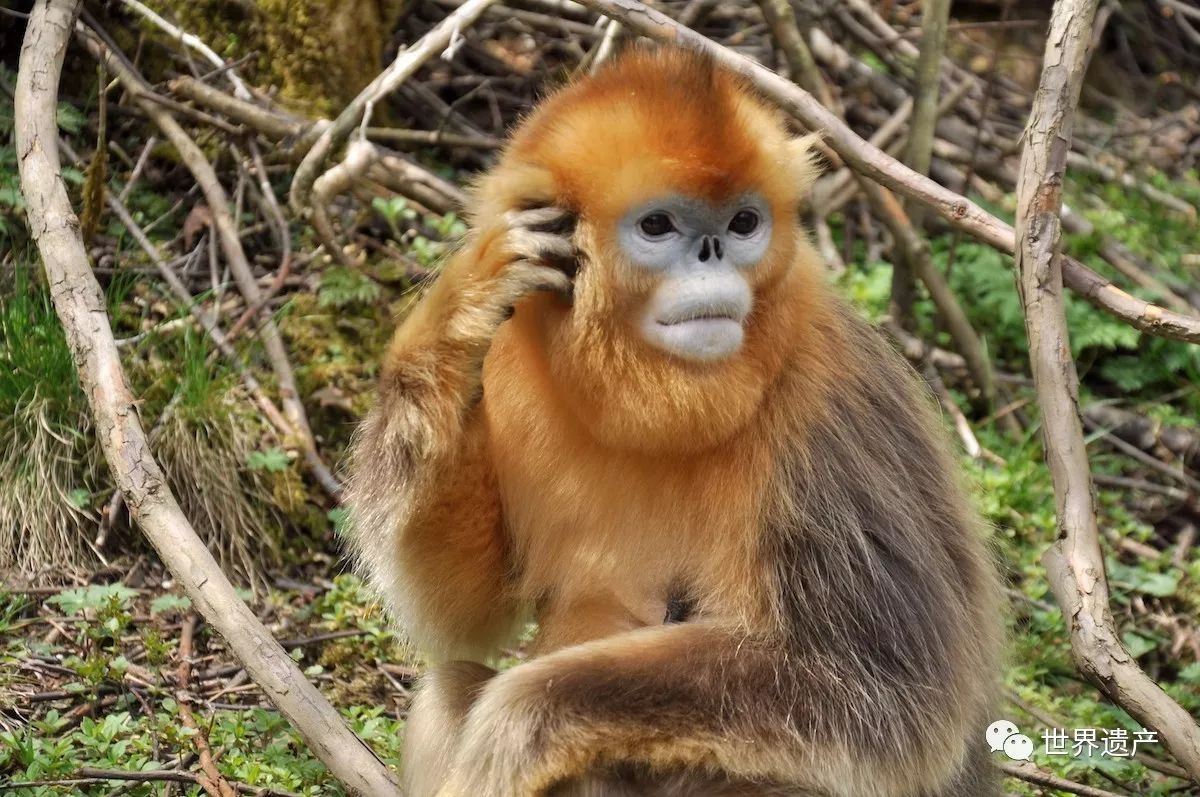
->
[289, 0, 499, 215]
[14, 2, 399, 792]
[999, 761, 1130, 797]
[1012, 0, 1200, 780]
[892, 0, 951, 327]
[116, 0, 253, 100]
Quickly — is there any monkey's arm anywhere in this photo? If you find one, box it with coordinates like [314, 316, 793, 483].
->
[439, 622, 968, 797]
[345, 208, 574, 660]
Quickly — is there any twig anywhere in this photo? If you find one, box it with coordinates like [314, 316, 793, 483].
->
[372, 152, 469, 214]
[574, 0, 1200, 344]
[1093, 474, 1190, 503]
[859, 179, 997, 407]
[1067, 152, 1197, 220]
[1174, 523, 1197, 569]
[1087, 423, 1200, 495]
[756, 0, 835, 110]
[1012, 0, 1200, 780]
[117, 134, 157, 202]
[78, 26, 338, 499]
[365, 126, 502, 150]
[222, 139, 294, 344]
[176, 616, 237, 797]
[589, 18, 622, 74]
[892, 0, 950, 328]
[1061, 205, 1195, 313]
[289, 0, 499, 215]
[999, 761, 1130, 797]
[13, 6, 397, 793]
[168, 76, 308, 140]
[116, 0, 252, 100]
[8, 767, 304, 797]
[310, 140, 380, 268]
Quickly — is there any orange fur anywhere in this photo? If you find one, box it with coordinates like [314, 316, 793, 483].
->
[346, 47, 1000, 797]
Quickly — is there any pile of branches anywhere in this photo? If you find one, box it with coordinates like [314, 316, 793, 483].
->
[11, 0, 1200, 793]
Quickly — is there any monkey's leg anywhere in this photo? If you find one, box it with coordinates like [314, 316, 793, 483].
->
[345, 207, 575, 659]
[440, 622, 987, 797]
[405, 661, 497, 797]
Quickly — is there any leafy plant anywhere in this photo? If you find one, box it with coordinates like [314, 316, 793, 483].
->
[318, 266, 382, 309]
[44, 584, 139, 616]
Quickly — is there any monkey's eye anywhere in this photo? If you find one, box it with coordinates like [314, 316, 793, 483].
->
[638, 212, 676, 238]
[728, 209, 761, 236]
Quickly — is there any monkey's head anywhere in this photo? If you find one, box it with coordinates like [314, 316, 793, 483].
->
[475, 48, 830, 453]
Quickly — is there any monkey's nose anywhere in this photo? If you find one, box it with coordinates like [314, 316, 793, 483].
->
[697, 235, 724, 263]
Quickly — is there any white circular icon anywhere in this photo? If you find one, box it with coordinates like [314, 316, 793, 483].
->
[1003, 733, 1034, 761]
[985, 719, 1020, 753]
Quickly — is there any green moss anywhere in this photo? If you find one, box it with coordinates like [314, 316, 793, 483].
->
[144, 0, 409, 115]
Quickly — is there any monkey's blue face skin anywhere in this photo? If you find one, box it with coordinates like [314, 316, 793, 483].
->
[617, 193, 772, 363]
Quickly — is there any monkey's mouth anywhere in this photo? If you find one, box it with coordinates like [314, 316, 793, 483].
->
[646, 304, 747, 363]
[655, 301, 747, 327]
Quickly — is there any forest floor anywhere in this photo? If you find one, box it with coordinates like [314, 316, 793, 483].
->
[3, 0, 1200, 795]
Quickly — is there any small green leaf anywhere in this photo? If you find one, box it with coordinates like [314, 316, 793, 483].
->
[1121, 631, 1157, 659]
[1179, 662, 1200, 684]
[327, 507, 351, 537]
[246, 447, 291, 472]
[56, 103, 86, 134]
[150, 594, 192, 615]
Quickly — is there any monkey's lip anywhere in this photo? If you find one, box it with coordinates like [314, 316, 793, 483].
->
[654, 305, 746, 327]
[646, 315, 745, 363]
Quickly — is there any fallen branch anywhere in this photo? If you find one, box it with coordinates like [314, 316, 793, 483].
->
[310, 140, 380, 268]
[1012, 0, 1200, 781]
[14, 2, 400, 793]
[176, 616, 237, 797]
[999, 761, 1129, 797]
[1083, 404, 1200, 470]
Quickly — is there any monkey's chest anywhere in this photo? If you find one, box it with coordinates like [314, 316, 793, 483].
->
[485, 403, 766, 649]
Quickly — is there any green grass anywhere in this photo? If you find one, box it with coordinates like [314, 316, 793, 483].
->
[0, 264, 101, 573]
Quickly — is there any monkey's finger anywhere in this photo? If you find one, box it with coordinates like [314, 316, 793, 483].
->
[508, 229, 577, 263]
[507, 206, 577, 236]
[503, 260, 573, 299]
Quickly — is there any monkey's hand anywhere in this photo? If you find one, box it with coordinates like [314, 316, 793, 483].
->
[421, 204, 579, 356]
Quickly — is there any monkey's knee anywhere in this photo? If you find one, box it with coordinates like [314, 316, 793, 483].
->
[548, 765, 799, 797]
[403, 661, 497, 797]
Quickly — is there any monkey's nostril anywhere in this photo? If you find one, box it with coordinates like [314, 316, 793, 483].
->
[713, 238, 724, 260]
[698, 237, 712, 262]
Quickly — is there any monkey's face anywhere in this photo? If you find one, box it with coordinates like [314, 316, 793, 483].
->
[616, 192, 773, 363]
[480, 49, 825, 452]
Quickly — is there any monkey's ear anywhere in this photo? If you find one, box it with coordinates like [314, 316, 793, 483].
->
[785, 133, 823, 199]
